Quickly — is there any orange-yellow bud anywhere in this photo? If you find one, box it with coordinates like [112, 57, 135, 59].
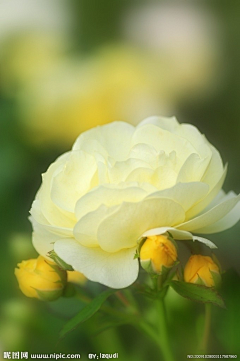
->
[140, 235, 177, 274]
[15, 256, 67, 301]
[184, 255, 220, 287]
[67, 270, 87, 285]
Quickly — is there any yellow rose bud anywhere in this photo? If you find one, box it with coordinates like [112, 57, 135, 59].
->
[67, 270, 87, 285]
[140, 235, 177, 274]
[15, 256, 67, 301]
[184, 255, 221, 287]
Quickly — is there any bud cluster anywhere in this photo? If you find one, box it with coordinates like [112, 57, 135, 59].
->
[139, 233, 221, 288]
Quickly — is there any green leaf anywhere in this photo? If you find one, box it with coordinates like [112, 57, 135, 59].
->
[59, 289, 116, 338]
[170, 281, 226, 308]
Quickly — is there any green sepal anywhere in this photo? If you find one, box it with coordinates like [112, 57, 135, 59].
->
[211, 253, 222, 274]
[195, 275, 206, 286]
[162, 261, 179, 285]
[48, 251, 74, 271]
[170, 280, 226, 308]
[210, 270, 222, 289]
[135, 237, 147, 259]
[134, 251, 139, 260]
[35, 288, 63, 302]
[46, 262, 68, 285]
[140, 259, 154, 274]
[166, 232, 178, 250]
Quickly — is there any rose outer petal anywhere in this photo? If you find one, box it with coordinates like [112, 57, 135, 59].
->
[177, 193, 240, 233]
[54, 238, 139, 289]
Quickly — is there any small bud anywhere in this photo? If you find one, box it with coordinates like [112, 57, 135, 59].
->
[67, 270, 87, 285]
[140, 235, 177, 274]
[15, 256, 67, 301]
[184, 255, 221, 288]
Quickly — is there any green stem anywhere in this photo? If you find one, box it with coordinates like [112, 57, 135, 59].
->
[199, 303, 211, 354]
[156, 297, 175, 361]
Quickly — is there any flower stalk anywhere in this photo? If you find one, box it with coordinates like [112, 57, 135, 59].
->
[156, 296, 175, 361]
[198, 303, 212, 355]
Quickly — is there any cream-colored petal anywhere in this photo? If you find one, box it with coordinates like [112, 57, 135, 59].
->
[31, 216, 73, 238]
[31, 218, 73, 259]
[192, 236, 217, 249]
[176, 123, 211, 159]
[146, 182, 209, 212]
[177, 153, 211, 183]
[137, 116, 179, 132]
[186, 165, 227, 219]
[74, 205, 116, 247]
[97, 198, 185, 252]
[30, 200, 50, 226]
[126, 165, 177, 190]
[129, 143, 159, 167]
[177, 194, 240, 232]
[54, 239, 139, 289]
[199, 190, 228, 213]
[51, 151, 97, 213]
[125, 167, 155, 184]
[142, 227, 217, 248]
[152, 166, 178, 189]
[36, 152, 76, 228]
[192, 193, 240, 234]
[142, 227, 193, 240]
[75, 184, 147, 220]
[132, 124, 196, 163]
[201, 145, 224, 189]
[108, 158, 150, 183]
[73, 121, 135, 161]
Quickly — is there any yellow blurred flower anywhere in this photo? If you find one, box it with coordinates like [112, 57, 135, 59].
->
[184, 255, 220, 287]
[140, 235, 177, 274]
[18, 45, 167, 146]
[15, 256, 67, 301]
[67, 270, 87, 285]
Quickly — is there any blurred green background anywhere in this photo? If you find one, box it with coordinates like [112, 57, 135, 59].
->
[0, 0, 240, 360]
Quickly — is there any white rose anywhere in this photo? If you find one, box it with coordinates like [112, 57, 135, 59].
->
[30, 117, 240, 288]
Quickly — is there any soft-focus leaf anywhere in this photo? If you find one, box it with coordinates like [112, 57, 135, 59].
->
[170, 281, 225, 308]
[60, 289, 116, 338]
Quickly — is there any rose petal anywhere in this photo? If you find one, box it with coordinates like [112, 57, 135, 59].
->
[51, 151, 97, 213]
[192, 192, 240, 233]
[97, 198, 185, 252]
[54, 239, 138, 289]
[177, 194, 240, 232]
[146, 182, 209, 212]
[73, 121, 135, 161]
[75, 184, 147, 220]
[36, 153, 76, 228]
[142, 227, 217, 249]
[201, 145, 224, 189]
[132, 123, 196, 163]
[137, 116, 179, 132]
[185, 165, 227, 219]
[74, 204, 116, 247]
[31, 219, 72, 259]
[177, 153, 211, 183]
